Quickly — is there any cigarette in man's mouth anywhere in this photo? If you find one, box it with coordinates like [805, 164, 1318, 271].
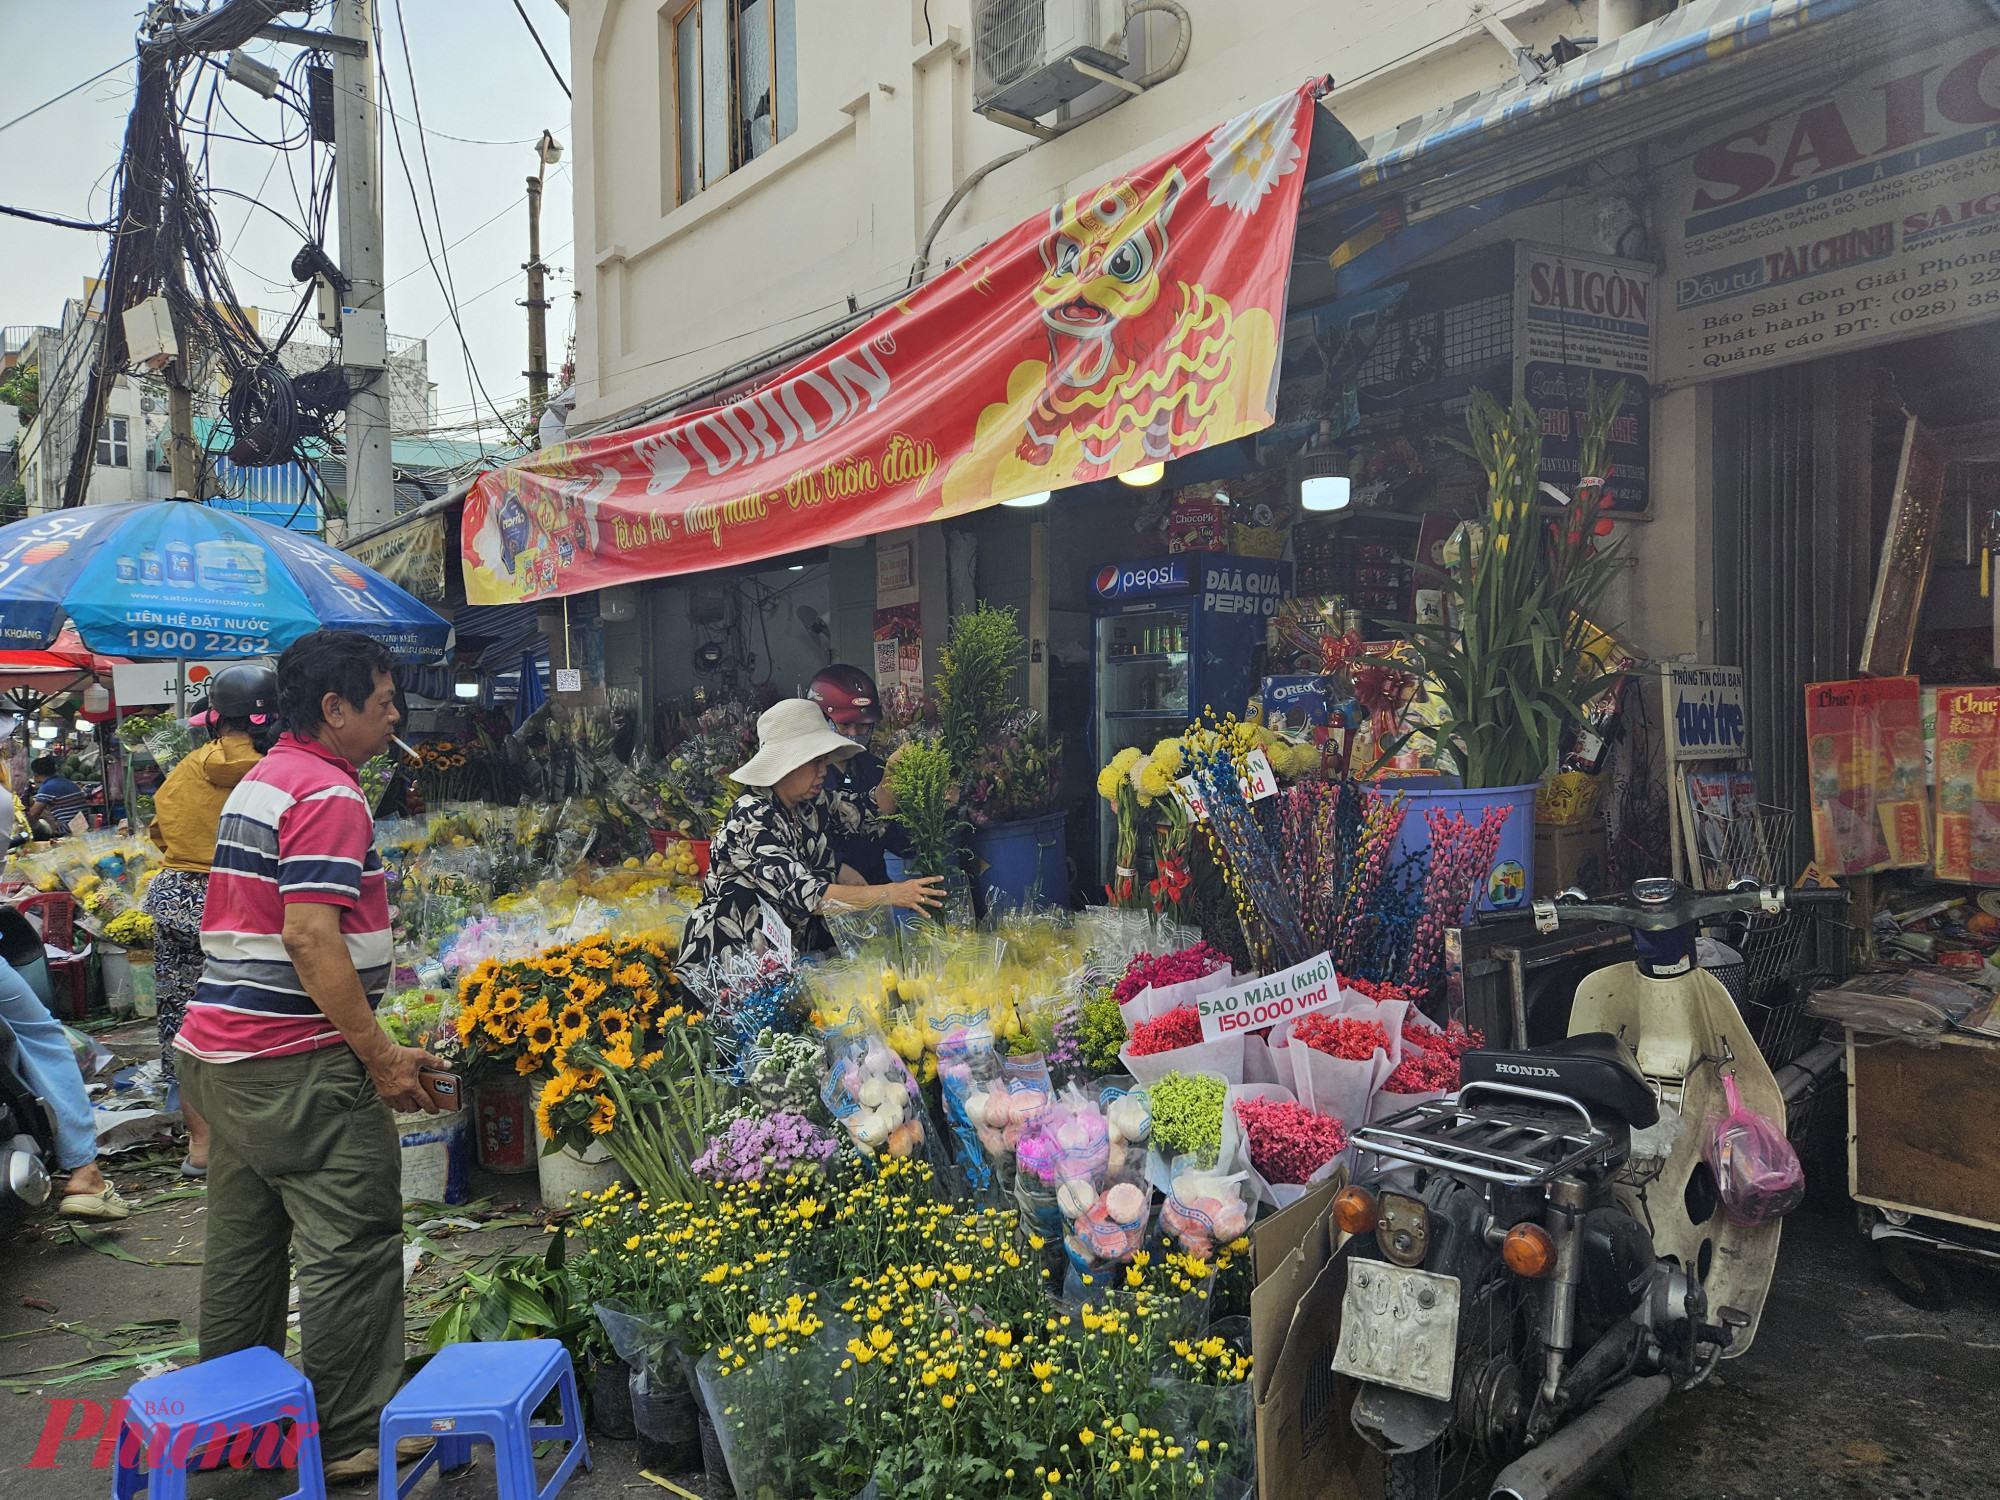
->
[390, 736, 419, 761]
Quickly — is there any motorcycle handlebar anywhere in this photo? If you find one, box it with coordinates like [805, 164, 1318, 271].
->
[1535, 879, 1846, 934]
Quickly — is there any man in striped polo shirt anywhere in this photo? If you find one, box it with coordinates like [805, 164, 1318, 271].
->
[176, 630, 447, 1486]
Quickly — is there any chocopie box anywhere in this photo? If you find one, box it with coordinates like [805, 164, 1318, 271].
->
[1166, 497, 1229, 554]
[1260, 675, 1337, 733]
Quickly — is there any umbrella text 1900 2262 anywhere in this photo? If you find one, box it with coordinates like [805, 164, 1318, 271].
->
[0, 500, 451, 663]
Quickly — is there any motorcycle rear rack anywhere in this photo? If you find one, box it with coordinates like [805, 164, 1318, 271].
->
[1354, 1081, 1619, 1188]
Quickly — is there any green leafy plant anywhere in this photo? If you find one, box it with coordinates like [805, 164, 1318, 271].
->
[961, 712, 1061, 828]
[1077, 986, 1128, 1073]
[886, 737, 959, 880]
[1394, 384, 1627, 789]
[423, 1233, 602, 1398]
[0, 364, 38, 424]
[937, 604, 1024, 774]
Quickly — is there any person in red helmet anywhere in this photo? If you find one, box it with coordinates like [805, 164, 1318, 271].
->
[807, 665, 911, 886]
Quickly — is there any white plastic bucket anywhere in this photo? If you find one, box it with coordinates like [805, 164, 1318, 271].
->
[396, 1107, 465, 1204]
[128, 954, 157, 1018]
[537, 1139, 625, 1208]
[101, 945, 133, 1014]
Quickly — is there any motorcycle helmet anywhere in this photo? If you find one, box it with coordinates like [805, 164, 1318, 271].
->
[204, 663, 281, 751]
[807, 664, 882, 727]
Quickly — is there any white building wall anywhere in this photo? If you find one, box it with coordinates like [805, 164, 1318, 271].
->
[568, 0, 1586, 425]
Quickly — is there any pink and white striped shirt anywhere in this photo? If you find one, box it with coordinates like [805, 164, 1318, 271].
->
[174, 734, 391, 1063]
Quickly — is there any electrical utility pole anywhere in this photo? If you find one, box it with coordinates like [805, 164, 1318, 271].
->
[523, 131, 562, 427]
[524, 172, 549, 423]
[331, 0, 393, 533]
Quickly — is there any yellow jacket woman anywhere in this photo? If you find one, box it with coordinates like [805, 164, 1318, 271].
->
[140, 664, 278, 1176]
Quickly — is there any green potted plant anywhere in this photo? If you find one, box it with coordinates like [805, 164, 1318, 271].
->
[1392, 378, 1630, 911]
[942, 605, 1067, 912]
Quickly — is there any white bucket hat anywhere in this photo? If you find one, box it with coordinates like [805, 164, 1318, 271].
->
[731, 698, 864, 787]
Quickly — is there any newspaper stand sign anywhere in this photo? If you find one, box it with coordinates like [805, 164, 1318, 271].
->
[1663, 664, 1751, 884]
[1197, 951, 1340, 1042]
[1667, 666, 1746, 760]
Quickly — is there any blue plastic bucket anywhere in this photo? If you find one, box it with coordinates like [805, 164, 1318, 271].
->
[1384, 780, 1538, 918]
[882, 852, 917, 928]
[969, 813, 1069, 914]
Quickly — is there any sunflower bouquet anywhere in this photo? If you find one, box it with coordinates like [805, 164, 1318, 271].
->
[539, 1005, 720, 1205]
[410, 737, 499, 804]
[453, 931, 681, 1082]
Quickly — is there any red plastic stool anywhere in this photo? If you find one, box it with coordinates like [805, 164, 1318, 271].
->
[13, 891, 76, 952]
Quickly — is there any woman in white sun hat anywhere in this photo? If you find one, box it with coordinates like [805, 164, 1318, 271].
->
[676, 698, 944, 969]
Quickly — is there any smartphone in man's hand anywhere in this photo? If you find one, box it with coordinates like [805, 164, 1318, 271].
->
[417, 1068, 460, 1111]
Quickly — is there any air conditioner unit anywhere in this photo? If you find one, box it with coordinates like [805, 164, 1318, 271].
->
[972, 0, 1127, 121]
[140, 396, 158, 414]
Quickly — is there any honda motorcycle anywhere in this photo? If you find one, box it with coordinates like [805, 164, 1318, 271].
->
[0, 1013, 55, 1210]
[0, 902, 59, 1211]
[1335, 878, 1836, 1500]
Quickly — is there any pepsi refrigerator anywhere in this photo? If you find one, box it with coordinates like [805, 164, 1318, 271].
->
[1090, 553, 1292, 872]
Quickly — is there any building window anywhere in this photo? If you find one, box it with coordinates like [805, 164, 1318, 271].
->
[668, 0, 796, 206]
[97, 416, 128, 468]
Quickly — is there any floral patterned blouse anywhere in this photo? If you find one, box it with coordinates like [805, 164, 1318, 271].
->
[676, 784, 881, 971]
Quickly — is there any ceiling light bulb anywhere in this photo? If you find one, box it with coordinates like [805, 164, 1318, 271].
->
[454, 680, 479, 700]
[1117, 462, 1166, 488]
[1001, 490, 1051, 508]
[1301, 474, 1352, 513]
[788, 563, 805, 571]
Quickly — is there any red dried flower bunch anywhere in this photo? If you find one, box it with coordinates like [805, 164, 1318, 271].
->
[1110, 943, 1229, 1006]
[1292, 1014, 1389, 1061]
[1126, 1004, 1204, 1057]
[1346, 975, 1426, 1006]
[1383, 1022, 1485, 1094]
[1234, 1097, 1349, 1185]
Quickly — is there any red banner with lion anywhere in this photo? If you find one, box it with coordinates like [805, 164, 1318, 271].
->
[462, 84, 1322, 605]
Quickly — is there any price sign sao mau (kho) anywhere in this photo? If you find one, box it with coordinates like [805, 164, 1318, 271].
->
[1197, 951, 1341, 1042]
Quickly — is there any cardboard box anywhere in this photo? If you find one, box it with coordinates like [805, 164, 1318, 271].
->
[1251, 1191, 1373, 1500]
[1166, 497, 1229, 553]
[1534, 820, 1608, 898]
[1535, 769, 1605, 826]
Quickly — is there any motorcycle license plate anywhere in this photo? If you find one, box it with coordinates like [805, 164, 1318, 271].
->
[1330, 1260, 1460, 1401]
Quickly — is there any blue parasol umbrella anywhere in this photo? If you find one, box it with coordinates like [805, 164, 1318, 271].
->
[0, 499, 451, 663]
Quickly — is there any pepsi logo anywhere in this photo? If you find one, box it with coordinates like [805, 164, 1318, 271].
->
[1093, 558, 1188, 597]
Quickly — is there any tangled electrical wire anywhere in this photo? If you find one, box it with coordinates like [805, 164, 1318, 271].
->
[63, 2, 356, 506]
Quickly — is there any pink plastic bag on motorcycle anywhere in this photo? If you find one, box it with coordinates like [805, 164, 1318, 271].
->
[1704, 1072, 1805, 1226]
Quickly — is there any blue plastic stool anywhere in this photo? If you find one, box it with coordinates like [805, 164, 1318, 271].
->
[377, 1339, 591, 1500]
[111, 1345, 325, 1499]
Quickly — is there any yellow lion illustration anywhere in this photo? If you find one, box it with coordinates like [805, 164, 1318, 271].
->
[939, 163, 1276, 514]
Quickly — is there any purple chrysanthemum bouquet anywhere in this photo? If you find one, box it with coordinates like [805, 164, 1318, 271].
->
[691, 1111, 838, 1185]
